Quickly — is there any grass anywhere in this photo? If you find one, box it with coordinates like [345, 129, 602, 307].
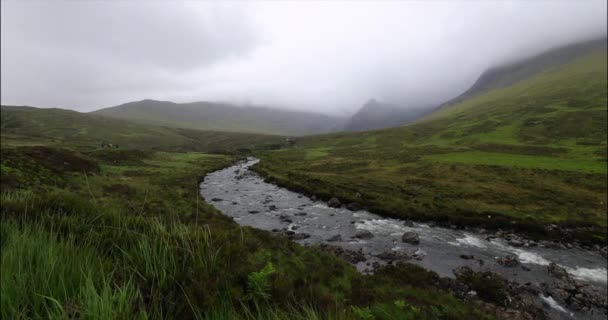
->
[0, 144, 492, 319]
[254, 50, 608, 244]
[423, 151, 606, 173]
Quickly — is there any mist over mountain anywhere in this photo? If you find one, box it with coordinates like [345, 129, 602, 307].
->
[343, 100, 430, 132]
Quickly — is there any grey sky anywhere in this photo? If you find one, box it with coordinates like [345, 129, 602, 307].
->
[1, 0, 606, 115]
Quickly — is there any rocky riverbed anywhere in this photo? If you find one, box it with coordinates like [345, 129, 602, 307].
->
[201, 158, 607, 320]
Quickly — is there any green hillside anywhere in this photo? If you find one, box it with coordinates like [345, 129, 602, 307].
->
[92, 99, 346, 136]
[1, 105, 285, 152]
[255, 48, 608, 243]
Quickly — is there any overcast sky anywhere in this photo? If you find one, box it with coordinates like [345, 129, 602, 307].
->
[1, 0, 606, 115]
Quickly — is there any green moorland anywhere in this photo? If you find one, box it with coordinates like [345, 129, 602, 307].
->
[0, 112, 493, 319]
[254, 51, 608, 244]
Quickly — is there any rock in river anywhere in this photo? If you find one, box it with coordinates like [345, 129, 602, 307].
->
[327, 197, 341, 208]
[547, 262, 569, 280]
[355, 230, 374, 239]
[496, 255, 520, 267]
[401, 231, 420, 244]
[326, 234, 342, 242]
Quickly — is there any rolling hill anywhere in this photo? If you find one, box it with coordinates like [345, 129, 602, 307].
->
[92, 99, 346, 136]
[1, 105, 285, 152]
[255, 38, 608, 243]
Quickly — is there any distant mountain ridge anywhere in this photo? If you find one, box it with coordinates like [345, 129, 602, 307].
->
[344, 99, 430, 132]
[93, 99, 347, 136]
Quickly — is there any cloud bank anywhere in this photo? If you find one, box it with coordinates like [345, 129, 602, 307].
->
[1, 0, 606, 114]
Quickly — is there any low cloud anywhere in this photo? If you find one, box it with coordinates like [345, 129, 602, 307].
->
[1, 0, 606, 114]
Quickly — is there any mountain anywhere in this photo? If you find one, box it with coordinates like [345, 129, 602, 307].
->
[92, 100, 346, 136]
[1, 105, 284, 152]
[343, 99, 430, 131]
[255, 38, 607, 243]
[439, 37, 607, 109]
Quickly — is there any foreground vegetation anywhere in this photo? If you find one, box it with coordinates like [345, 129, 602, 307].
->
[0, 141, 492, 319]
[255, 51, 607, 244]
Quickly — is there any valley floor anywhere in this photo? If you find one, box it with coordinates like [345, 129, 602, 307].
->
[1, 144, 495, 319]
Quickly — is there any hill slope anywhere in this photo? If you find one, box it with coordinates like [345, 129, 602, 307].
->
[254, 42, 607, 243]
[440, 37, 607, 108]
[1, 105, 285, 152]
[92, 100, 346, 136]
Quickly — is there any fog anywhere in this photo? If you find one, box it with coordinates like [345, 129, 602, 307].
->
[1, 0, 606, 115]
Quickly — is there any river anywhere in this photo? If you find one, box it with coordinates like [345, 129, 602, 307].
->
[200, 158, 607, 320]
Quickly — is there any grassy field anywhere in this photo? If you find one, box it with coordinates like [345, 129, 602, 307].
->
[254, 50, 608, 244]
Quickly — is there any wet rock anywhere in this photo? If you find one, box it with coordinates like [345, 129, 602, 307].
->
[231, 201, 238, 205]
[320, 245, 366, 264]
[401, 231, 420, 244]
[294, 212, 307, 216]
[460, 254, 475, 260]
[346, 202, 359, 211]
[496, 255, 520, 267]
[466, 290, 478, 299]
[547, 262, 569, 280]
[355, 230, 374, 239]
[290, 233, 310, 240]
[211, 198, 223, 202]
[375, 251, 410, 262]
[279, 214, 292, 223]
[268, 205, 277, 211]
[248, 210, 260, 214]
[413, 248, 426, 260]
[403, 220, 414, 227]
[327, 197, 341, 208]
[508, 239, 524, 247]
[326, 234, 342, 242]
[290, 225, 300, 230]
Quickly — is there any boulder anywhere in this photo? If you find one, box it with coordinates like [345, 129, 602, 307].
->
[327, 197, 341, 208]
[326, 234, 342, 242]
[401, 231, 420, 244]
[248, 210, 260, 214]
[355, 230, 374, 239]
[346, 203, 360, 211]
[294, 212, 307, 216]
[496, 255, 520, 267]
[547, 262, 570, 280]
[403, 220, 414, 227]
[211, 198, 223, 202]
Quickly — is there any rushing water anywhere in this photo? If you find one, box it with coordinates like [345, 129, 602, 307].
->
[201, 158, 607, 320]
